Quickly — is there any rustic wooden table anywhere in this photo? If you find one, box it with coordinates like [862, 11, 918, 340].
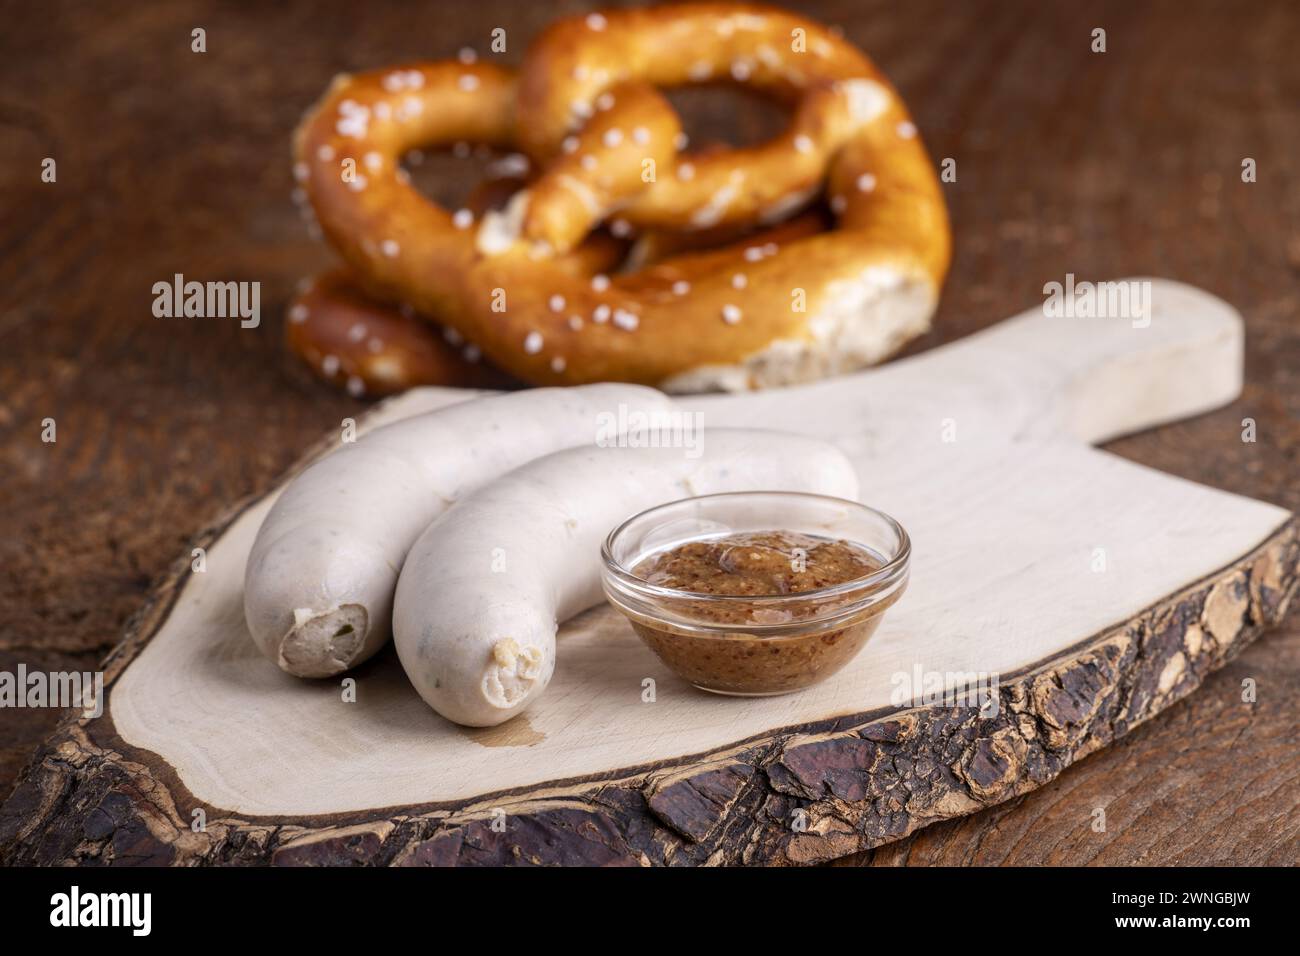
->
[2, 0, 1296, 865]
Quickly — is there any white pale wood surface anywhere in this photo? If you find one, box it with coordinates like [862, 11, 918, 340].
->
[111, 279, 1289, 815]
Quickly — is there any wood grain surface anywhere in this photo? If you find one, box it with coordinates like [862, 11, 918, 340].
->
[2, 0, 1297, 864]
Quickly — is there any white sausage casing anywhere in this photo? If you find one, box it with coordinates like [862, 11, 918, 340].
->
[244, 384, 673, 677]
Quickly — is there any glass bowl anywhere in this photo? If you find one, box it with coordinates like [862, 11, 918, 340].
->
[600, 491, 909, 696]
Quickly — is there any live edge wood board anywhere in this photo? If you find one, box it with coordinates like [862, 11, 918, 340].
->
[2, 279, 1296, 866]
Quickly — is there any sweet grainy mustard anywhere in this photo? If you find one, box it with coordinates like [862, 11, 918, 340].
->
[627, 531, 897, 695]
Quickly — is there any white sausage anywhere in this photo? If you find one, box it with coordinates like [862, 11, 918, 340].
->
[244, 384, 673, 677]
[392, 429, 859, 726]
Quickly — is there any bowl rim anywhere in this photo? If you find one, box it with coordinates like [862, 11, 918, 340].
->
[600, 490, 911, 607]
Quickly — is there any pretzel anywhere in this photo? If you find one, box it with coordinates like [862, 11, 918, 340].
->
[293, 2, 950, 391]
[284, 269, 518, 395]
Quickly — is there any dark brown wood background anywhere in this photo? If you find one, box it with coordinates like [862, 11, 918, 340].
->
[2, 0, 1297, 865]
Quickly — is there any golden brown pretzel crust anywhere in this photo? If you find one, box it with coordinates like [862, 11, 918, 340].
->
[285, 269, 517, 395]
[293, 2, 950, 391]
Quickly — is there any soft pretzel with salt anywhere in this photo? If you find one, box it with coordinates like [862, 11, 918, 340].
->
[293, 2, 949, 392]
[286, 269, 518, 395]
[286, 212, 830, 395]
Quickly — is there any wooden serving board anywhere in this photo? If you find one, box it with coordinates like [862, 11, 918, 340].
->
[3, 278, 1295, 866]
